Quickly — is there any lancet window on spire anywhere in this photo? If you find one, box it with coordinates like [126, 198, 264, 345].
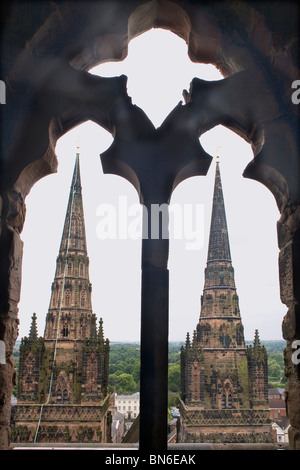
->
[65, 291, 70, 307]
[81, 292, 85, 308]
[67, 262, 72, 275]
[62, 324, 68, 338]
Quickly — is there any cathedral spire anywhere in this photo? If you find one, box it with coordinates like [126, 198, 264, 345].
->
[59, 152, 87, 256]
[180, 158, 270, 440]
[197, 159, 244, 347]
[207, 161, 231, 263]
[17, 150, 110, 433]
[44, 153, 93, 341]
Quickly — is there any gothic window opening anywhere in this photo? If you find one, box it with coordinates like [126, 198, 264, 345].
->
[56, 389, 62, 403]
[81, 292, 85, 307]
[55, 371, 71, 404]
[52, 290, 57, 308]
[236, 325, 243, 346]
[221, 380, 234, 409]
[222, 394, 226, 409]
[65, 290, 71, 307]
[68, 262, 72, 275]
[62, 325, 68, 338]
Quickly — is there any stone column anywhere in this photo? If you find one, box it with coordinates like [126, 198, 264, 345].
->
[139, 201, 169, 452]
[0, 190, 24, 449]
[279, 202, 300, 450]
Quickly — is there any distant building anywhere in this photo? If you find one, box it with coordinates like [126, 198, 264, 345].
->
[272, 417, 290, 444]
[268, 387, 289, 444]
[269, 398, 287, 421]
[179, 160, 272, 444]
[268, 387, 285, 401]
[268, 387, 288, 423]
[12, 154, 111, 443]
[115, 392, 140, 420]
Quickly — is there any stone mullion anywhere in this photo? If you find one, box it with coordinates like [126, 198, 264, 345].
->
[279, 213, 300, 450]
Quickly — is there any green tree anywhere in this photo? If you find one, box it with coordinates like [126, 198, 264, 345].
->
[109, 373, 137, 394]
[168, 391, 180, 408]
[132, 360, 140, 383]
[109, 361, 125, 374]
[268, 359, 282, 380]
[168, 362, 180, 392]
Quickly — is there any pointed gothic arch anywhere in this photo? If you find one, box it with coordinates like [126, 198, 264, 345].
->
[221, 379, 234, 410]
[55, 371, 71, 404]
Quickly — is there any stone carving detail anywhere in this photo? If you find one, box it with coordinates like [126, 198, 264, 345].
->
[182, 408, 271, 427]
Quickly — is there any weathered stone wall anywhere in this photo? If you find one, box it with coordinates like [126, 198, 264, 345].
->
[0, 190, 25, 448]
[279, 204, 300, 450]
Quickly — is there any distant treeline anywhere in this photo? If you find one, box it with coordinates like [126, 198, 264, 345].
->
[108, 340, 287, 404]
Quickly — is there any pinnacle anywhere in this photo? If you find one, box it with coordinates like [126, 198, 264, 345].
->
[98, 317, 105, 343]
[253, 329, 261, 348]
[29, 312, 38, 339]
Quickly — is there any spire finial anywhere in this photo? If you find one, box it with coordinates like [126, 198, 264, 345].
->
[76, 136, 81, 154]
[253, 329, 261, 348]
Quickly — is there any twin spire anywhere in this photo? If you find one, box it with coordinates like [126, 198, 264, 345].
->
[207, 160, 231, 263]
[59, 152, 87, 255]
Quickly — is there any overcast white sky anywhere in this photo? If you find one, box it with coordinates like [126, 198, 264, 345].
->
[18, 29, 284, 342]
